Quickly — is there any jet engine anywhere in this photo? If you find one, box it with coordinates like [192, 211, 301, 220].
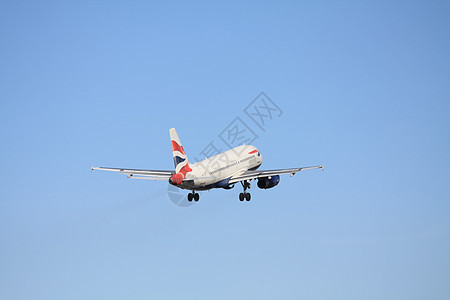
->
[257, 175, 280, 189]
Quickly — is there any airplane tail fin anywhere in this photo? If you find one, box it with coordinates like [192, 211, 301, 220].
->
[169, 128, 191, 173]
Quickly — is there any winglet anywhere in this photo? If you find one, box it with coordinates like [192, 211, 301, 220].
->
[321, 164, 324, 171]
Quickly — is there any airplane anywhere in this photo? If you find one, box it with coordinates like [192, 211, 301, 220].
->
[92, 128, 323, 202]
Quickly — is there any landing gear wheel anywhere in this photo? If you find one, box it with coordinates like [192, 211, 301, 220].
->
[239, 180, 252, 202]
[188, 193, 193, 202]
[194, 193, 199, 202]
[245, 193, 251, 201]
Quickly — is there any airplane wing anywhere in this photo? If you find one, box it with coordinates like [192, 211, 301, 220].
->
[91, 166, 174, 180]
[228, 164, 324, 184]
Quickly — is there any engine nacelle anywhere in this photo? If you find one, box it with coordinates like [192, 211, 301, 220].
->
[257, 175, 280, 189]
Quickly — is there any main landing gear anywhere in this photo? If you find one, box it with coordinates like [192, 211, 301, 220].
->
[239, 181, 251, 201]
[187, 191, 199, 202]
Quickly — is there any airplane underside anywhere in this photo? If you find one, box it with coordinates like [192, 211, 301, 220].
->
[185, 179, 252, 202]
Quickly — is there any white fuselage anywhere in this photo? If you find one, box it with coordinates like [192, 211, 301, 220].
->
[177, 145, 262, 190]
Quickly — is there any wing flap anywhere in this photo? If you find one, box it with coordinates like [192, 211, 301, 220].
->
[228, 164, 323, 184]
[92, 166, 174, 180]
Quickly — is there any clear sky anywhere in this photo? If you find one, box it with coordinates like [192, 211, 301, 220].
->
[1, 1, 449, 299]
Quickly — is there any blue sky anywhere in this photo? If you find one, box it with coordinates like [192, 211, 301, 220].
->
[1, 1, 449, 299]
